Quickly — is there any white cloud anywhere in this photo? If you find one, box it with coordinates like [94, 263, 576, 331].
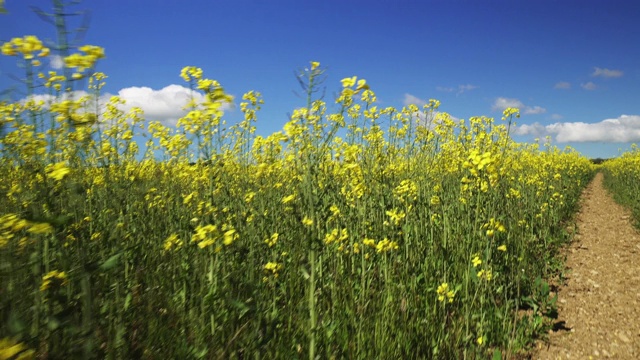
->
[436, 86, 454, 93]
[592, 67, 623, 78]
[550, 113, 563, 120]
[524, 106, 546, 115]
[116, 85, 234, 125]
[116, 85, 194, 125]
[581, 82, 597, 90]
[554, 82, 571, 89]
[514, 115, 640, 143]
[50, 55, 64, 70]
[492, 97, 546, 115]
[403, 93, 427, 107]
[456, 84, 477, 95]
[20, 85, 233, 127]
[492, 97, 524, 111]
[436, 84, 478, 95]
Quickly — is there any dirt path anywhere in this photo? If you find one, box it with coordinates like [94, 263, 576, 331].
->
[535, 172, 640, 359]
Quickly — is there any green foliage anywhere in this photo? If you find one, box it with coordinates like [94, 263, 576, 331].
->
[602, 147, 640, 229]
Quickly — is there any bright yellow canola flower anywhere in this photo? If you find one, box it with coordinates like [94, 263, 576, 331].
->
[0, 337, 35, 360]
[1, 35, 49, 59]
[436, 282, 455, 303]
[45, 162, 70, 181]
[40, 270, 68, 292]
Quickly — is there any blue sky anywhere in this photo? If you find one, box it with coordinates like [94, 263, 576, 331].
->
[2, 0, 639, 158]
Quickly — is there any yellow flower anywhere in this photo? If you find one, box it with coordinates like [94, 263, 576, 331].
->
[0, 337, 35, 360]
[40, 270, 68, 292]
[341, 76, 357, 88]
[362, 238, 376, 248]
[472, 256, 482, 267]
[27, 222, 53, 235]
[183, 192, 195, 205]
[45, 162, 70, 181]
[163, 233, 183, 252]
[264, 232, 279, 247]
[310, 61, 320, 70]
[385, 209, 406, 226]
[355, 79, 369, 91]
[497, 244, 507, 252]
[436, 282, 455, 303]
[281, 194, 296, 204]
[476, 336, 484, 345]
[222, 229, 237, 246]
[301, 216, 314, 227]
[375, 238, 399, 253]
[263, 262, 283, 278]
[477, 269, 493, 281]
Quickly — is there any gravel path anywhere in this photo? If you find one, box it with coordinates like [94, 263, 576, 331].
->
[535, 172, 640, 359]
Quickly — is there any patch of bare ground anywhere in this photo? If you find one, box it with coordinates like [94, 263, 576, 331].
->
[534, 172, 640, 359]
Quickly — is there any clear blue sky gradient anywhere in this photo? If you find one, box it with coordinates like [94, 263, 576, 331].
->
[2, 0, 639, 158]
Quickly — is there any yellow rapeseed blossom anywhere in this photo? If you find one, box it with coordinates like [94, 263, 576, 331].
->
[263, 262, 283, 279]
[45, 162, 70, 181]
[191, 224, 218, 249]
[477, 269, 493, 281]
[301, 216, 314, 227]
[0, 337, 35, 360]
[385, 209, 406, 226]
[222, 228, 237, 246]
[324, 228, 348, 245]
[436, 282, 455, 303]
[40, 270, 68, 292]
[281, 194, 296, 204]
[472, 256, 482, 267]
[264, 232, 279, 247]
[64, 45, 105, 72]
[27, 222, 53, 235]
[1, 35, 49, 59]
[163, 233, 183, 252]
[375, 238, 399, 253]
[341, 76, 357, 88]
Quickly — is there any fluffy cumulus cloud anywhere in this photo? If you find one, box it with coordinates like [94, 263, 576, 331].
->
[581, 82, 597, 90]
[554, 82, 571, 89]
[21, 85, 233, 127]
[120, 85, 234, 125]
[514, 115, 640, 143]
[492, 97, 546, 115]
[592, 67, 623, 78]
[116, 85, 202, 125]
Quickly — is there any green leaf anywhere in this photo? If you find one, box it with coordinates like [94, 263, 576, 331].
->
[229, 299, 250, 318]
[8, 311, 26, 334]
[99, 252, 123, 272]
[47, 316, 61, 331]
[123, 293, 132, 311]
[300, 267, 310, 280]
[492, 349, 502, 360]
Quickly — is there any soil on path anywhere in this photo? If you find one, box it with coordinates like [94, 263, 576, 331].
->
[535, 172, 640, 359]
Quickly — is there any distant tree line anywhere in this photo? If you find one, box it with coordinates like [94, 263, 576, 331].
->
[590, 158, 609, 164]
